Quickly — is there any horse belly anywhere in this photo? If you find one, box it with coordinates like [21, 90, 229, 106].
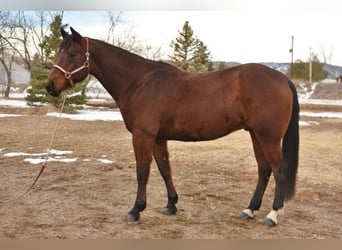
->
[158, 112, 243, 142]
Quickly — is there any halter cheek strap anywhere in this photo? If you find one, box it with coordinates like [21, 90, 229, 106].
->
[52, 37, 90, 87]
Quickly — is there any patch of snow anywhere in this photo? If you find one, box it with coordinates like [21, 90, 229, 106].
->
[0, 99, 28, 108]
[0, 113, 22, 118]
[1, 148, 116, 165]
[48, 149, 73, 155]
[300, 111, 342, 119]
[24, 157, 78, 165]
[297, 82, 318, 99]
[3, 149, 73, 158]
[46, 110, 123, 121]
[4, 152, 46, 157]
[9, 92, 27, 99]
[299, 99, 342, 106]
[299, 121, 319, 126]
[98, 159, 115, 164]
[2, 148, 77, 165]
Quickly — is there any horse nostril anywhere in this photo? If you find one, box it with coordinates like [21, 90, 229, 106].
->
[46, 81, 53, 93]
[46, 81, 59, 97]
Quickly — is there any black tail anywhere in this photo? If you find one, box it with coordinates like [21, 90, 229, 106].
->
[282, 80, 300, 201]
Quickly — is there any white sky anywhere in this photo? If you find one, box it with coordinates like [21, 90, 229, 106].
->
[62, 9, 342, 65]
[4, 0, 342, 65]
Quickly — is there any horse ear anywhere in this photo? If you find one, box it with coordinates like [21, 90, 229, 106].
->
[61, 28, 68, 38]
[70, 27, 82, 40]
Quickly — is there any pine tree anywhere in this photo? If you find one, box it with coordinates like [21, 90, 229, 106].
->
[189, 39, 212, 72]
[25, 14, 86, 109]
[169, 21, 195, 71]
[169, 21, 211, 72]
[287, 55, 328, 81]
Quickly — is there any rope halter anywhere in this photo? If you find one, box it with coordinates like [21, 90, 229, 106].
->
[52, 37, 90, 87]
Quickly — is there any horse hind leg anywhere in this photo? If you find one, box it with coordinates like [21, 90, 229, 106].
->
[153, 138, 178, 215]
[240, 131, 272, 220]
[252, 133, 287, 227]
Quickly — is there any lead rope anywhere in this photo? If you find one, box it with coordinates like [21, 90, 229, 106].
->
[0, 95, 67, 204]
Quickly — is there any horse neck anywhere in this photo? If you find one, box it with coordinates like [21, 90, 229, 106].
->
[88, 39, 155, 103]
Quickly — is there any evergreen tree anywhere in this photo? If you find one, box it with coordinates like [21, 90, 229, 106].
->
[189, 39, 212, 72]
[169, 21, 211, 72]
[25, 14, 86, 109]
[169, 21, 195, 71]
[287, 55, 328, 81]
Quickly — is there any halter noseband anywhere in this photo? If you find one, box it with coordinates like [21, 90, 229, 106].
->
[52, 37, 90, 87]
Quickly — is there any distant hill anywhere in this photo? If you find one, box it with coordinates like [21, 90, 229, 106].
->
[212, 61, 342, 80]
[264, 62, 342, 79]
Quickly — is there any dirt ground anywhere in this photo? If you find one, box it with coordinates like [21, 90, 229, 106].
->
[0, 106, 341, 239]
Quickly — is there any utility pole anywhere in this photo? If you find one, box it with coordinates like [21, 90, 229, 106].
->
[289, 35, 294, 78]
[309, 47, 312, 84]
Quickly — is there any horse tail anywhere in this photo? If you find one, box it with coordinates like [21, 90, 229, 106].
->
[282, 80, 300, 201]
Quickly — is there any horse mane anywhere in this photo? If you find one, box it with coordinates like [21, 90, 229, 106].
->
[59, 35, 75, 50]
[59, 33, 181, 73]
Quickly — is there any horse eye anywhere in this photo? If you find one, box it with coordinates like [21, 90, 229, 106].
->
[68, 51, 77, 58]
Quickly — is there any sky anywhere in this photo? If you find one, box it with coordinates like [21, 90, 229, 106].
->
[4, 0, 342, 65]
[61, 9, 342, 66]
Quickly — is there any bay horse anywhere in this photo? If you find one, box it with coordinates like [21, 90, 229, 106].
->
[46, 27, 299, 227]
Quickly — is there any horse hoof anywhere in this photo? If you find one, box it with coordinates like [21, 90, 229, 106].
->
[126, 212, 140, 222]
[239, 209, 254, 220]
[240, 211, 254, 220]
[163, 206, 177, 215]
[262, 217, 277, 227]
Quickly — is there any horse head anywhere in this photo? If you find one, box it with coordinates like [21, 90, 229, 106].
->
[45, 27, 90, 97]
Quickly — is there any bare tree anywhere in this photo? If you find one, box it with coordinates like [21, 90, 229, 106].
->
[0, 43, 15, 98]
[0, 11, 33, 72]
[31, 11, 49, 60]
[106, 12, 163, 60]
[320, 43, 335, 64]
[106, 11, 123, 45]
[0, 11, 63, 97]
[0, 11, 16, 98]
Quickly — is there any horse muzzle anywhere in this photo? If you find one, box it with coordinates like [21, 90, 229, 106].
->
[46, 81, 60, 97]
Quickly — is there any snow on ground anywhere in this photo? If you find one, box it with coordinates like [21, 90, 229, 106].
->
[300, 111, 342, 119]
[98, 159, 115, 164]
[3, 148, 76, 165]
[0, 99, 29, 108]
[299, 98, 342, 106]
[299, 121, 320, 126]
[46, 110, 123, 121]
[0, 114, 22, 118]
[24, 157, 78, 165]
[1, 148, 115, 166]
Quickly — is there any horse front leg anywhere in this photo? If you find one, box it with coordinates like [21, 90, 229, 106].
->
[126, 132, 155, 222]
[153, 138, 178, 215]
